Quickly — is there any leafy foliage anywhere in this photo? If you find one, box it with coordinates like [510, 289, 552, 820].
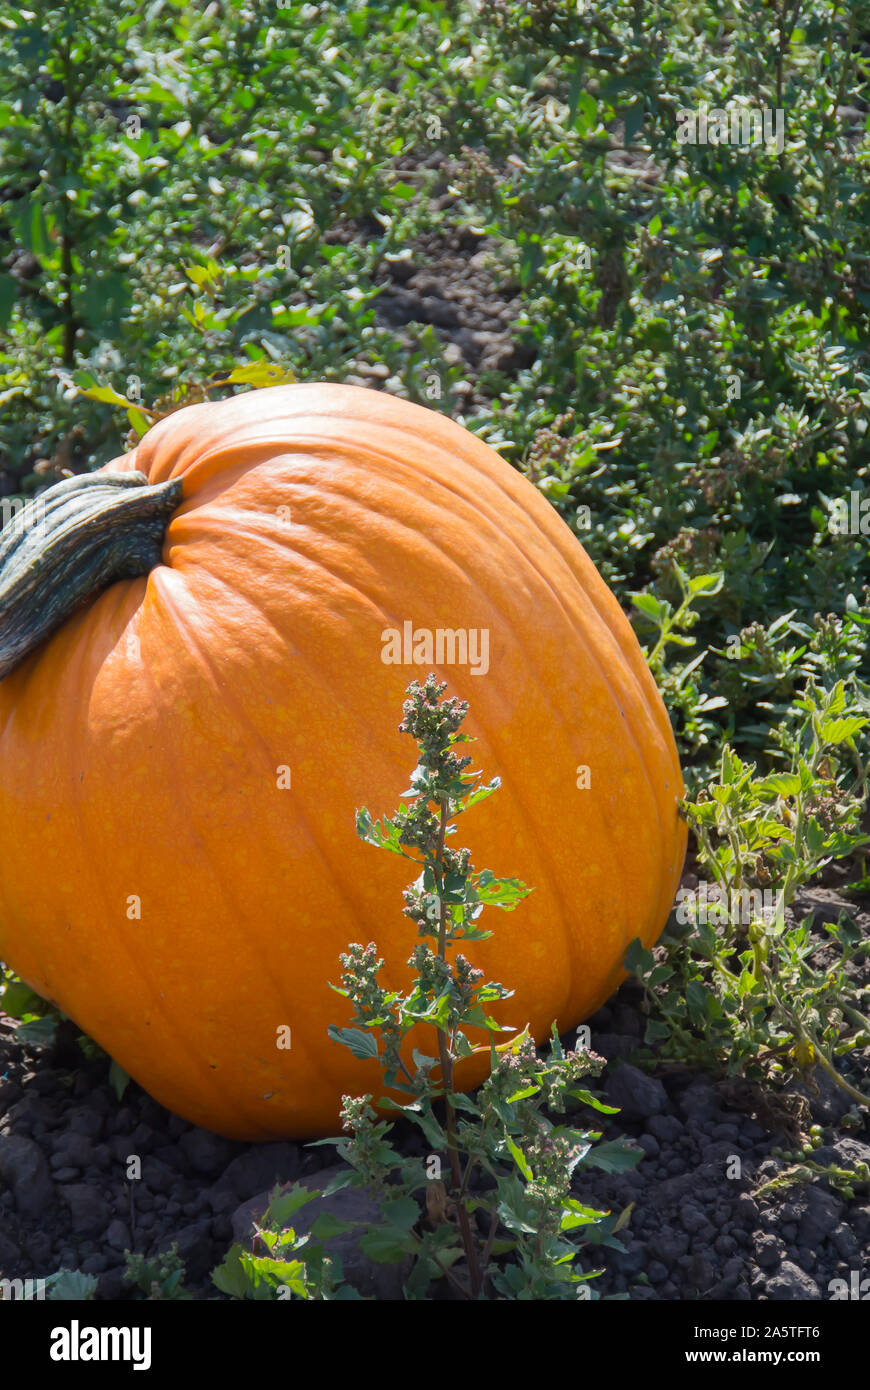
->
[627, 679, 870, 1100]
[325, 676, 637, 1300]
[0, 0, 868, 1289]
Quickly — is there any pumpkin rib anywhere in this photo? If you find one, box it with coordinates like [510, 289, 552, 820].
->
[178, 447, 677, 994]
[228, 433, 681, 857]
[177, 501, 589, 1051]
[2, 568, 277, 1137]
[170, 497, 478, 611]
[137, 399, 668, 810]
[145, 551, 498, 1126]
[422, 668, 581, 1028]
[61, 584, 230, 1110]
[146, 561, 523, 1130]
[140, 570, 350, 1131]
[540, 523, 683, 786]
[444, 661, 670, 1030]
[69, 581, 274, 1131]
[167, 525, 415, 775]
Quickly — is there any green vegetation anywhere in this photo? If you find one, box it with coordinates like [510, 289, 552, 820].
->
[0, 0, 868, 1299]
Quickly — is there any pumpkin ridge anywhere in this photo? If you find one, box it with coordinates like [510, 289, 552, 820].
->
[417, 666, 580, 1028]
[107, 594, 315, 1137]
[148, 541, 590, 1097]
[535, 519, 684, 783]
[236, 434, 681, 837]
[177, 450, 678, 962]
[7, 570, 272, 1137]
[143, 563, 404, 1124]
[70, 584, 275, 1130]
[41, 584, 226, 1111]
[436, 656, 671, 1031]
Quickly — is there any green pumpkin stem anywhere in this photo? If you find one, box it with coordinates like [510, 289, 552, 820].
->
[0, 471, 183, 680]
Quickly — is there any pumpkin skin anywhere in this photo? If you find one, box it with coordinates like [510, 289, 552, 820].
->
[0, 384, 685, 1140]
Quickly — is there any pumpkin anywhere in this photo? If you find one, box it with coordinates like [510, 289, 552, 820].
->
[0, 384, 685, 1140]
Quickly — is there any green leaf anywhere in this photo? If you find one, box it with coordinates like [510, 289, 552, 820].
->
[42, 1269, 99, 1301]
[446, 1090, 480, 1115]
[757, 773, 802, 796]
[631, 591, 668, 622]
[10, 199, 48, 257]
[569, 1088, 620, 1115]
[243, 1253, 308, 1293]
[318, 1168, 357, 1198]
[623, 938, 654, 975]
[265, 1183, 320, 1227]
[686, 980, 712, 1019]
[327, 1026, 379, 1061]
[381, 1196, 421, 1230]
[14, 1017, 57, 1048]
[358, 1227, 416, 1263]
[584, 1139, 643, 1174]
[310, 1211, 355, 1240]
[622, 102, 645, 144]
[507, 1137, 533, 1179]
[59, 369, 157, 417]
[1, 979, 44, 1017]
[560, 1200, 608, 1232]
[496, 1187, 539, 1236]
[108, 1060, 131, 1101]
[127, 408, 152, 438]
[0, 275, 16, 329]
[505, 1083, 541, 1104]
[573, 89, 598, 133]
[687, 572, 725, 597]
[210, 364, 297, 389]
[819, 715, 866, 745]
[410, 1107, 448, 1148]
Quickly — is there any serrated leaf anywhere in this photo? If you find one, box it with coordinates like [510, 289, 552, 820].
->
[757, 773, 802, 796]
[381, 1196, 420, 1231]
[326, 1026, 379, 1061]
[819, 715, 866, 744]
[14, 1016, 57, 1047]
[42, 1269, 99, 1301]
[631, 591, 667, 621]
[584, 1139, 643, 1174]
[309, 1211, 356, 1240]
[265, 1183, 320, 1227]
[1, 979, 43, 1017]
[358, 1227, 416, 1263]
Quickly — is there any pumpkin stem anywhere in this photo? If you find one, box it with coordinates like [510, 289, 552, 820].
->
[0, 470, 183, 680]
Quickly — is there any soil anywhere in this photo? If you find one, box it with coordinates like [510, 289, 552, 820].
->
[1, 884, 867, 1302]
[341, 207, 536, 415]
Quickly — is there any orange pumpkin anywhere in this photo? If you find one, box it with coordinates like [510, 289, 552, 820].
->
[0, 384, 685, 1139]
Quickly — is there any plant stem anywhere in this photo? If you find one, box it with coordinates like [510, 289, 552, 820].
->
[793, 1020, 868, 1109]
[434, 794, 483, 1298]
